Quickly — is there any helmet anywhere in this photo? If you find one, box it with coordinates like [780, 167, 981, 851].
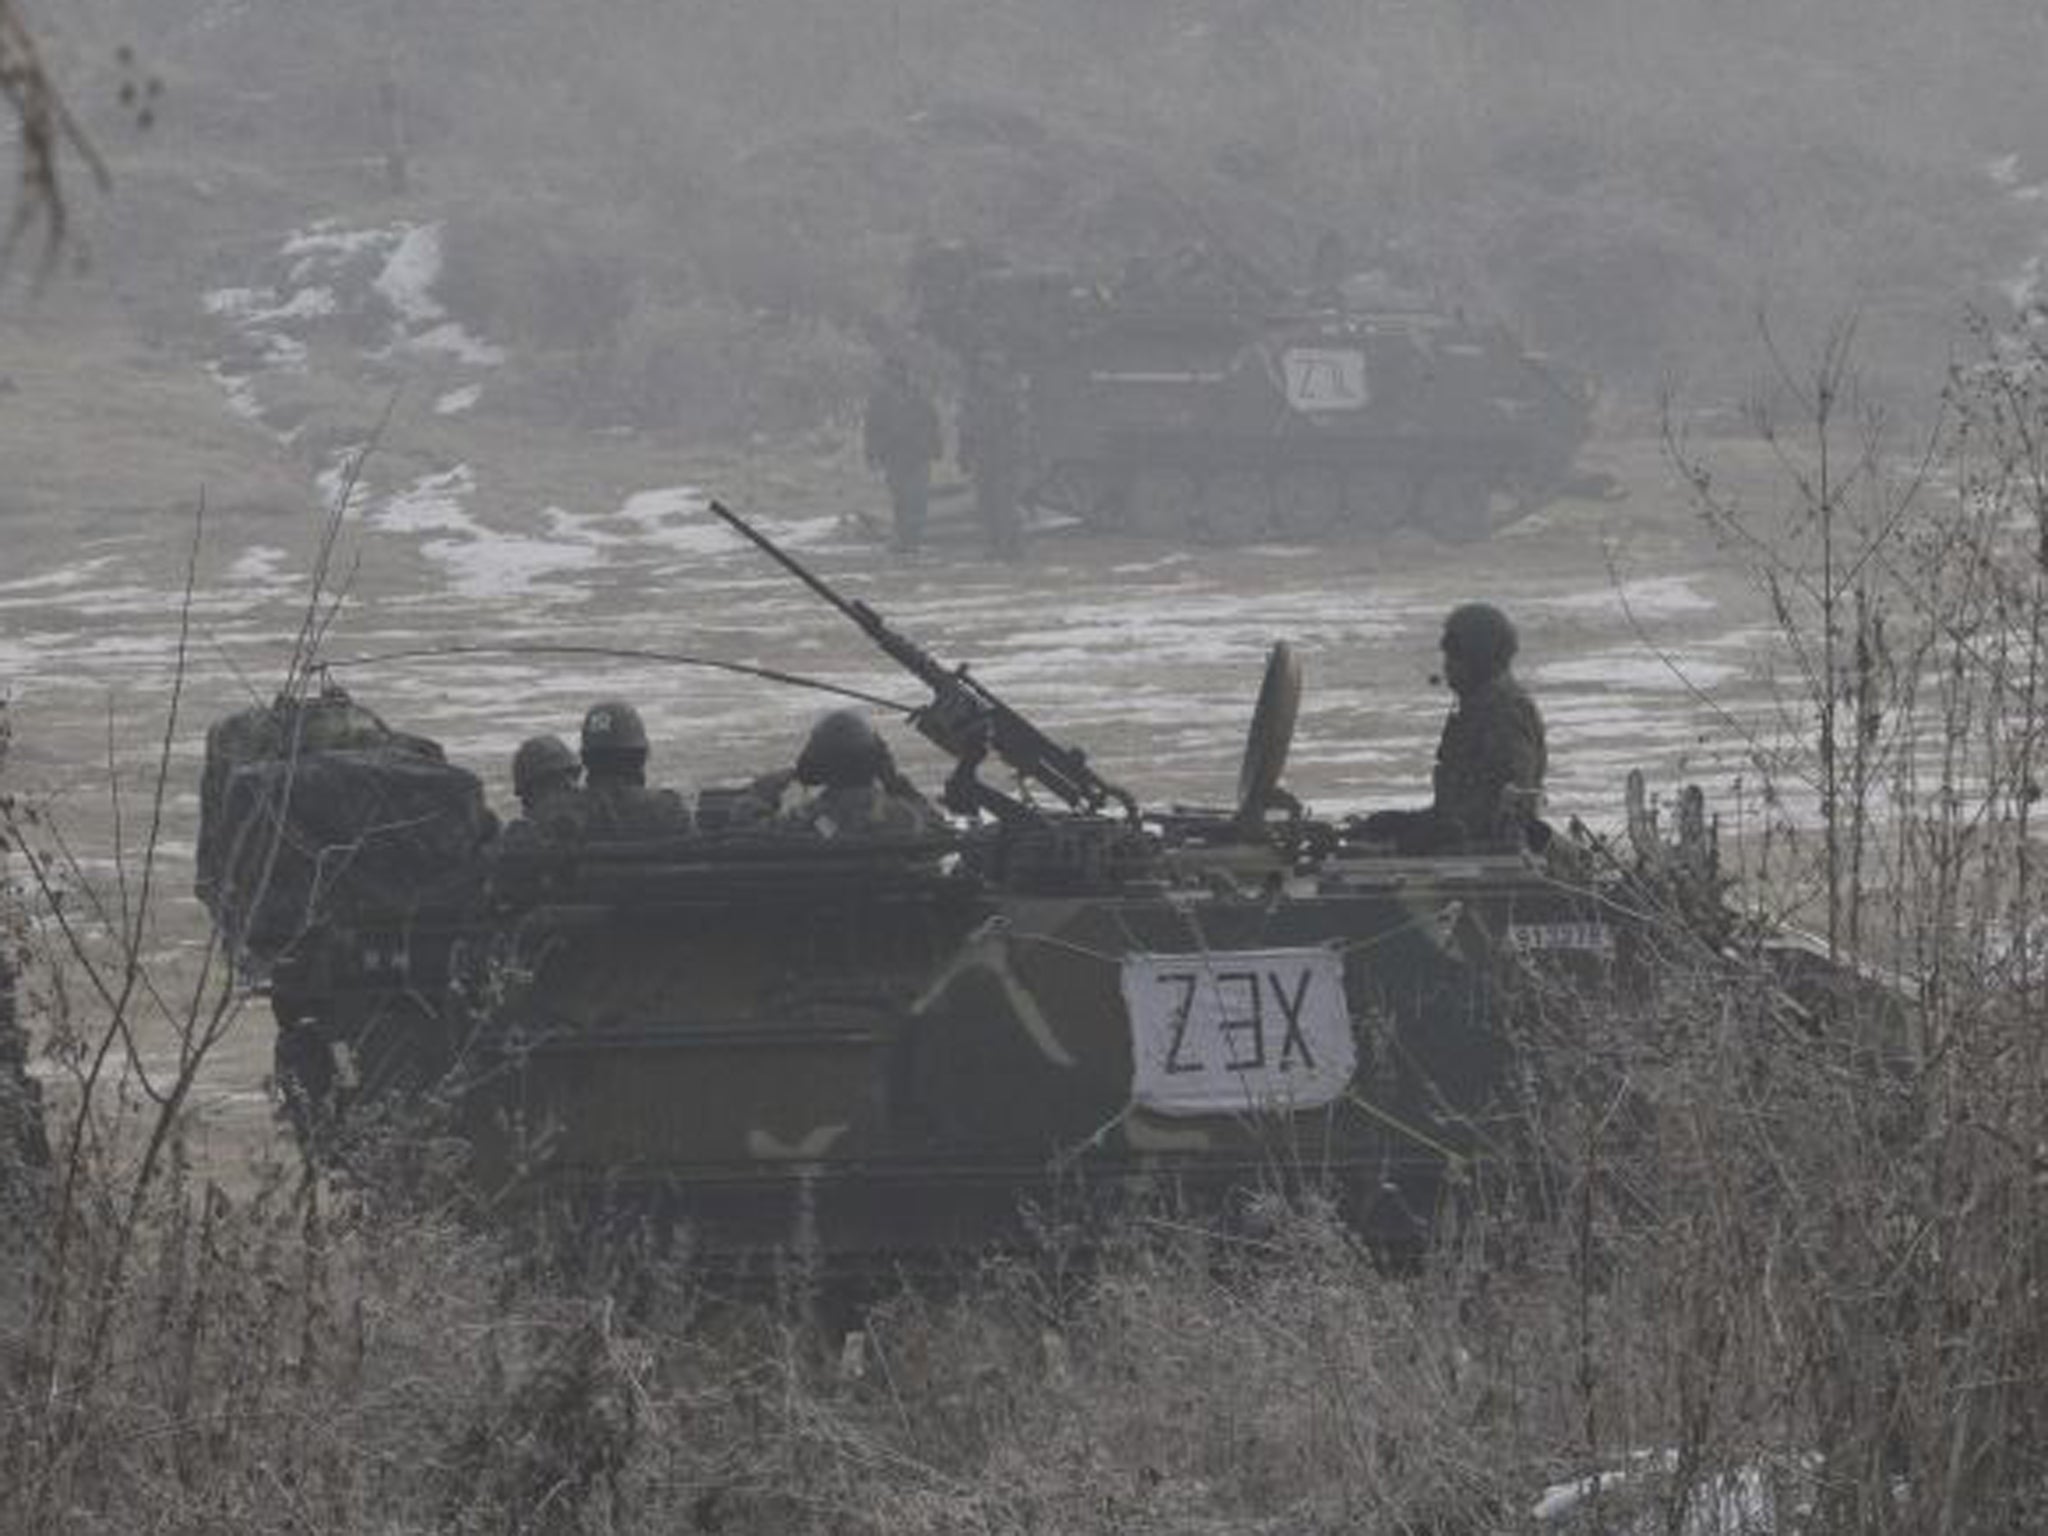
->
[1440, 603, 1518, 674]
[580, 700, 649, 762]
[796, 709, 887, 790]
[511, 734, 579, 802]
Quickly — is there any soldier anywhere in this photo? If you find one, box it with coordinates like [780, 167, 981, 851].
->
[957, 351, 1026, 560]
[512, 734, 580, 817]
[497, 734, 583, 848]
[1307, 229, 1348, 308]
[783, 709, 934, 838]
[862, 354, 944, 553]
[574, 700, 693, 837]
[1356, 603, 1546, 853]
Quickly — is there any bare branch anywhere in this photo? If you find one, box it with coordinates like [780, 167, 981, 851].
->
[0, 1, 107, 279]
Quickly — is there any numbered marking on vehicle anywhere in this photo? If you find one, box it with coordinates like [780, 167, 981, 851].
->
[1119, 948, 1357, 1116]
[1507, 922, 1615, 956]
[1281, 347, 1368, 412]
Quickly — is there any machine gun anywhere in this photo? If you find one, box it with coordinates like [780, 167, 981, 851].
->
[707, 500, 1139, 825]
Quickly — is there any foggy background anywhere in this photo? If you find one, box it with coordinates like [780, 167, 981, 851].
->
[5, 0, 2048, 851]
[23, 0, 2048, 446]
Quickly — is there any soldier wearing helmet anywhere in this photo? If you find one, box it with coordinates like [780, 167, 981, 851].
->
[493, 733, 585, 852]
[511, 734, 580, 817]
[1356, 603, 1546, 853]
[575, 699, 693, 837]
[783, 709, 934, 838]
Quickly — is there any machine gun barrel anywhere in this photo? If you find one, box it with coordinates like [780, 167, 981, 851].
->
[706, 499, 1137, 822]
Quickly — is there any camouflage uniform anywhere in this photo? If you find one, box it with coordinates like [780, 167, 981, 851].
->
[788, 783, 933, 840]
[574, 779, 693, 838]
[957, 358, 1026, 559]
[783, 709, 936, 839]
[500, 782, 591, 849]
[567, 700, 694, 839]
[863, 360, 944, 552]
[1429, 671, 1546, 844]
[1360, 604, 1546, 852]
[500, 734, 583, 849]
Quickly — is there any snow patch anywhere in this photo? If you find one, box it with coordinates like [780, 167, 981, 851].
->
[1537, 653, 1742, 689]
[202, 284, 337, 325]
[1540, 575, 1718, 618]
[283, 221, 393, 262]
[617, 487, 740, 556]
[423, 534, 603, 601]
[227, 546, 290, 584]
[317, 449, 369, 517]
[541, 506, 630, 548]
[373, 466, 478, 536]
[204, 363, 265, 424]
[1532, 1450, 1815, 1534]
[0, 556, 119, 594]
[372, 223, 448, 325]
[2004, 253, 2043, 316]
[354, 473, 620, 602]
[202, 286, 266, 318]
[434, 384, 484, 415]
[403, 321, 506, 368]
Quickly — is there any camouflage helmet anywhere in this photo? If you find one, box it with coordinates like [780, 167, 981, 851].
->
[796, 709, 887, 790]
[511, 734, 579, 802]
[580, 700, 649, 762]
[1440, 602, 1518, 674]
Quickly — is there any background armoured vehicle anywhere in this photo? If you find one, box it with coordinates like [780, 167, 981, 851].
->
[911, 242, 1596, 543]
[198, 508, 1801, 1276]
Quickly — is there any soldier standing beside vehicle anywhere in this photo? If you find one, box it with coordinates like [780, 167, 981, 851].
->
[1355, 603, 1547, 853]
[863, 354, 944, 554]
[574, 700, 693, 837]
[957, 351, 1026, 560]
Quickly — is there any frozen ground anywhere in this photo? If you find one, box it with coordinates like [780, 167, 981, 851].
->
[0, 480, 1774, 830]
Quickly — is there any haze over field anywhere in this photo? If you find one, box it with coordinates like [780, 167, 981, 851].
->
[4, 0, 2046, 1005]
[17, 0, 2048, 424]
[11, 10, 2048, 1535]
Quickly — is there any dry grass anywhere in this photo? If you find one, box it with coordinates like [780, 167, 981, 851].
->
[6, 316, 2048, 1533]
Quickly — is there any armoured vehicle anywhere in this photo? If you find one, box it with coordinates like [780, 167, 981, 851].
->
[910, 242, 1595, 543]
[198, 505, 1801, 1274]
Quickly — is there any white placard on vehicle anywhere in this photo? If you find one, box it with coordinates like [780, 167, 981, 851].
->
[1119, 948, 1357, 1116]
[1280, 347, 1369, 411]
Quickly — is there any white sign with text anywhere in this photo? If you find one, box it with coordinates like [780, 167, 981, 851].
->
[1280, 347, 1369, 411]
[1119, 948, 1357, 1116]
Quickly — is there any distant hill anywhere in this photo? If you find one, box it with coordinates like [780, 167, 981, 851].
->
[32, 0, 2048, 440]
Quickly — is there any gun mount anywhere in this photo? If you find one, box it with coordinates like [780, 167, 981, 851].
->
[707, 498, 1138, 825]
[193, 503, 1887, 1280]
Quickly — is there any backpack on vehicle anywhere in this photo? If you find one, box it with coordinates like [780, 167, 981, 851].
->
[196, 684, 493, 961]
